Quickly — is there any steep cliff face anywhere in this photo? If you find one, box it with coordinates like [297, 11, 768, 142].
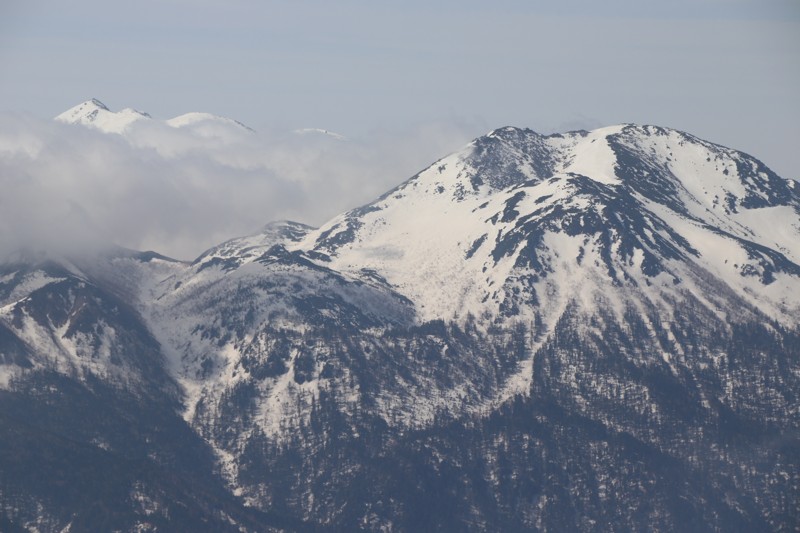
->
[1, 125, 798, 531]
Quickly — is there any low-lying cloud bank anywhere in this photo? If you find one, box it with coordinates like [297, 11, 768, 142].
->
[0, 111, 483, 260]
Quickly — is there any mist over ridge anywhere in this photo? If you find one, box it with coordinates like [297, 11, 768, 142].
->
[0, 99, 484, 260]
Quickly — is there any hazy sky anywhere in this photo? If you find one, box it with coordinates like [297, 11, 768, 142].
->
[0, 1, 798, 258]
[1, 1, 798, 173]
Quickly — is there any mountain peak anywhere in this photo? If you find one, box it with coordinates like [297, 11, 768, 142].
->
[55, 98, 151, 134]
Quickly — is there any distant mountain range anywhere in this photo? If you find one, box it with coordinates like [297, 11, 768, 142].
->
[55, 98, 251, 134]
[55, 98, 347, 141]
[1, 109, 798, 531]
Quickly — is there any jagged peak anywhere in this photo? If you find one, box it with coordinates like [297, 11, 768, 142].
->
[55, 98, 151, 133]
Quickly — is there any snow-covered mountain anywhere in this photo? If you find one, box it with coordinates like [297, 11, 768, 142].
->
[1, 124, 798, 531]
[55, 98, 152, 133]
[300, 124, 800, 324]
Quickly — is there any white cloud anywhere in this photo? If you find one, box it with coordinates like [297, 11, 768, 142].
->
[0, 112, 480, 260]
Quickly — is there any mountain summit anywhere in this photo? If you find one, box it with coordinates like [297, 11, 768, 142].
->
[55, 98, 152, 133]
[1, 124, 798, 531]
